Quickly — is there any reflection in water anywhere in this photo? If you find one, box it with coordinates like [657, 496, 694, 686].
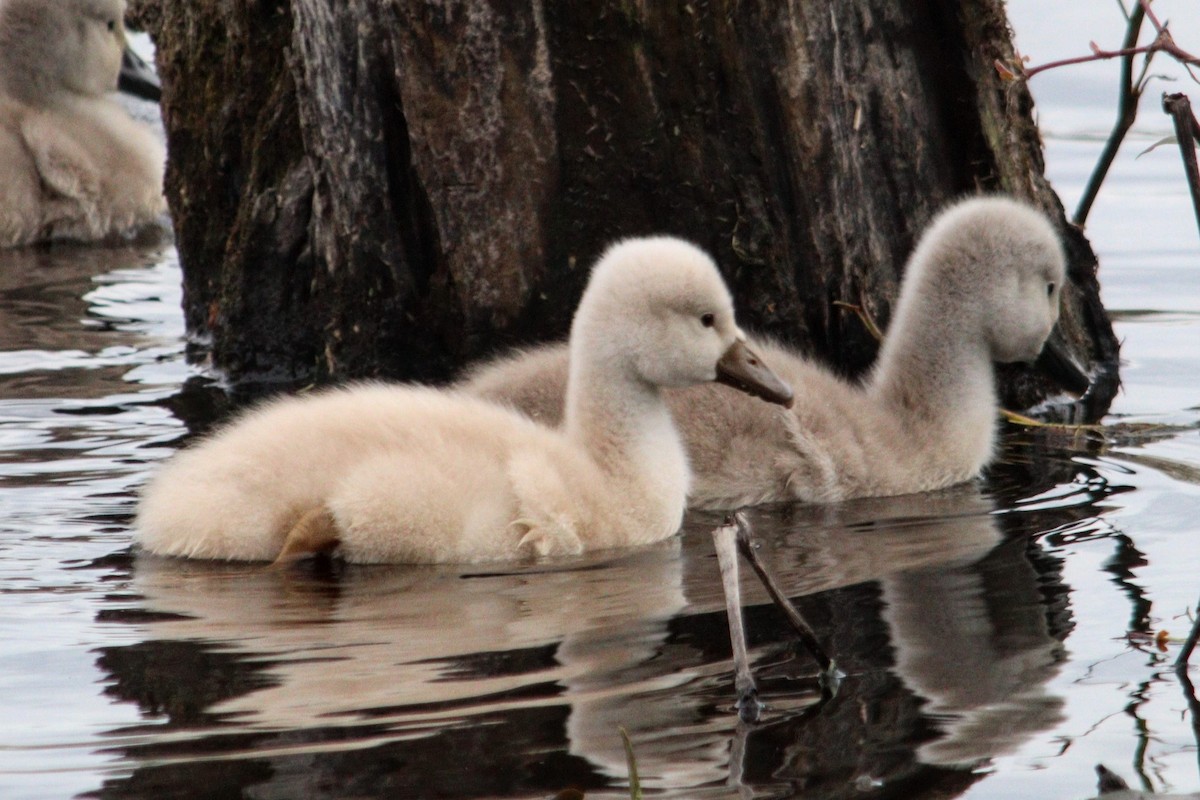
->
[85, 484, 1080, 799]
[127, 539, 686, 724]
[880, 536, 1066, 767]
[93, 542, 687, 797]
[0, 238, 177, 399]
[706, 489, 1072, 797]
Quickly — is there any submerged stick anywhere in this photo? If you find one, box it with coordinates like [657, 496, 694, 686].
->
[711, 513, 843, 720]
[732, 513, 842, 698]
[730, 512, 836, 677]
[712, 519, 764, 723]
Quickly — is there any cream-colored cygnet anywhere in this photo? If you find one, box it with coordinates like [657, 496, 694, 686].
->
[135, 237, 792, 564]
[463, 196, 1078, 509]
[0, 0, 166, 247]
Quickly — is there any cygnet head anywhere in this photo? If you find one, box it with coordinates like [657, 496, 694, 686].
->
[570, 237, 793, 404]
[0, 0, 128, 103]
[910, 196, 1066, 364]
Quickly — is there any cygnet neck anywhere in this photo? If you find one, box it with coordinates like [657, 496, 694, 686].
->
[869, 271, 996, 425]
[564, 354, 681, 474]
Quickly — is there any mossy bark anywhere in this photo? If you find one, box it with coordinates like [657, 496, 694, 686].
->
[142, 0, 1119, 415]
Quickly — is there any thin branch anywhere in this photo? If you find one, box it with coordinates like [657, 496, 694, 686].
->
[989, 1, 1200, 228]
[1131, 0, 1200, 67]
[832, 300, 884, 342]
[1137, 0, 1200, 84]
[1075, 4, 1148, 226]
[1139, 0, 1167, 36]
[1009, 0, 1200, 84]
[1021, 40, 1160, 81]
[1133, 47, 1157, 95]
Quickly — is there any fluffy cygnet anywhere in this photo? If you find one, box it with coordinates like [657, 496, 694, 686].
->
[463, 196, 1075, 509]
[0, 0, 165, 247]
[135, 237, 792, 564]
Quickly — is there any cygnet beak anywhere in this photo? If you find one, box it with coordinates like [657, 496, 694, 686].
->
[1035, 336, 1091, 398]
[715, 340, 794, 407]
[118, 44, 161, 102]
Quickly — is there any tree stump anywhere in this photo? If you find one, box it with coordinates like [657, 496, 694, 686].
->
[139, 0, 1120, 415]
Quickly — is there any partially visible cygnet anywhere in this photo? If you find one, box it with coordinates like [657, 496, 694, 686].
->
[0, 0, 165, 247]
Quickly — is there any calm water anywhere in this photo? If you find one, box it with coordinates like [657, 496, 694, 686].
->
[2, 6, 1200, 799]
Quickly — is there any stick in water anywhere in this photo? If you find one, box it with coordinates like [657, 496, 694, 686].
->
[730, 512, 837, 678]
[711, 513, 843, 721]
[711, 517, 764, 723]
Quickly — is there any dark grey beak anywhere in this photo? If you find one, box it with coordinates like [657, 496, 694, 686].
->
[118, 44, 161, 102]
[1035, 336, 1091, 397]
[715, 340, 794, 407]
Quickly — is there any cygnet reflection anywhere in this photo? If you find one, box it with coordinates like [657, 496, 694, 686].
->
[694, 486, 1067, 793]
[880, 531, 1067, 767]
[123, 538, 687, 734]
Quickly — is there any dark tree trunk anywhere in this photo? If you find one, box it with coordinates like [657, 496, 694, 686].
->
[138, 0, 1120, 415]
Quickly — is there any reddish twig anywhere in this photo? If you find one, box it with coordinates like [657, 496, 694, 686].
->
[1002, 0, 1200, 83]
[1019, 39, 1158, 81]
[995, 1, 1200, 226]
[1138, 0, 1200, 82]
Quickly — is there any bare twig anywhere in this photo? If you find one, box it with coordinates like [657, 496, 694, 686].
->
[1017, 34, 1198, 81]
[832, 300, 884, 343]
[1015, 0, 1200, 82]
[994, 1, 1200, 228]
[1139, 0, 1164, 31]
[1161, 92, 1200, 240]
[1019, 41, 1153, 81]
[1132, 0, 1200, 88]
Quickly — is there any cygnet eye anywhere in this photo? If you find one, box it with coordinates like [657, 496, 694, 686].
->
[107, 19, 117, 32]
[700, 313, 715, 328]
[1047, 281, 1056, 298]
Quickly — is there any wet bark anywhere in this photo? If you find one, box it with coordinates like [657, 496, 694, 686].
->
[141, 0, 1120, 415]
